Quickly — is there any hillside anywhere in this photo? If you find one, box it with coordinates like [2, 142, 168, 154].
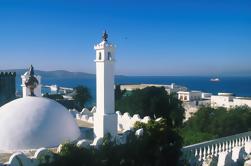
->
[0, 69, 95, 79]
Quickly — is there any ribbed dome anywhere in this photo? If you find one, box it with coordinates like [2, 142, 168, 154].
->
[0, 97, 80, 151]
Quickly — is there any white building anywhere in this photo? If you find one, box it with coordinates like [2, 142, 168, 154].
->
[177, 90, 202, 102]
[93, 31, 118, 138]
[211, 93, 234, 108]
[201, 92, 212, 99]
[211, 93, 251, 108]
[21, 65, 42, 97]
[233, 97, 251, 107]
[120, 83, 187, 94]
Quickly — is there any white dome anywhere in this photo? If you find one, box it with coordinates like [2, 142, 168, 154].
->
[0, 97, 80, 151]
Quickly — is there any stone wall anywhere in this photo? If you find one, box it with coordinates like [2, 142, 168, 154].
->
[71, 107, 151, 132]
[0, 72, 16, 106]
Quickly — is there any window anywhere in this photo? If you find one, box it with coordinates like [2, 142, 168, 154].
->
[108, 52, 112, 60]
[99, 52, 102, 60]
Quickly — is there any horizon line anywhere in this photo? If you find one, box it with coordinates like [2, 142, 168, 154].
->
[0, 68, 251, 77]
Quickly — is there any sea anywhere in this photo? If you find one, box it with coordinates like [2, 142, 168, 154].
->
[16, 76, 251, 106]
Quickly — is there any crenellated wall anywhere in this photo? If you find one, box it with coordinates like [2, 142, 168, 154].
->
[72, 107, 151, 132]
[0, 72, 16, 106]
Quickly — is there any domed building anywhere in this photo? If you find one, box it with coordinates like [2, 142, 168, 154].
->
[0, 96, 80, 151]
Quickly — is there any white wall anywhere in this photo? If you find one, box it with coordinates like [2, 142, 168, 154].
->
[74, 108, 151, 132]
[233, 98, 251, 107]
[210, 95, 251, 108]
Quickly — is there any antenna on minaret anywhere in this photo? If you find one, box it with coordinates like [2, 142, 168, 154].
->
[102, 30, 108, 42]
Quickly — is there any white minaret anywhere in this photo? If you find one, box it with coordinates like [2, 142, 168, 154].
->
[21, 65, 42, 97]
[93, 31, 117, 138]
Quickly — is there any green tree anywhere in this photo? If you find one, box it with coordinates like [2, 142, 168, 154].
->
[43, 93, 64, 100]
[181, 106, 251, 145]
[132, 119, 182, 166]
[73, 85, 92, 109]
[115, 85, 125, 100]
[41, 118, 182, 166]
[116, 87, 184, 127]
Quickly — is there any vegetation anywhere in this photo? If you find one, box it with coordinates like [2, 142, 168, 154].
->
[42, 86, 251, 165]
[115, 86, 251, 146]
[181, 106, 251, 145]
[115, 86, 185, 128]
[40, 119, 182, 166]
[115, 85, 126, 101]
[43, 93, 64, 100]
[72, 85, 92, 109]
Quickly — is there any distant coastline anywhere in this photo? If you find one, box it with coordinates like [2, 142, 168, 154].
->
[2, 69, 249, 106]
[1, 69, 251, 79]
[2, 70, 251, 103]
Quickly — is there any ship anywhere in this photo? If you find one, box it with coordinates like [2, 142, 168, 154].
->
[210, 78, 220, 82]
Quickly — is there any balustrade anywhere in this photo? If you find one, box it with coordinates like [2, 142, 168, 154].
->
[182, 131, 251, 165]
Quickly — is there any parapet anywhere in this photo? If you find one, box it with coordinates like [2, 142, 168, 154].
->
[0, 72, 16, 77]
[94, 41, 115, 50]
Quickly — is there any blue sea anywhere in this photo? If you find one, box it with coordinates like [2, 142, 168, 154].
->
[16, 76, 251, 105]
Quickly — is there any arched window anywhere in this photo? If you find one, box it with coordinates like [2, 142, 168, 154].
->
[99, 52, 102, 60]
[108, 52, 112, 60]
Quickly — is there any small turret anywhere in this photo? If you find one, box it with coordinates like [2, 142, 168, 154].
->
[21, 65, 42, 97]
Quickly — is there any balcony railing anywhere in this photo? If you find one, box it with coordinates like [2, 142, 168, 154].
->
[182, 131, 251, 165]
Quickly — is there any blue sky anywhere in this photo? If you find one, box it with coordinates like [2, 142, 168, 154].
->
[0, 0, 250, 76]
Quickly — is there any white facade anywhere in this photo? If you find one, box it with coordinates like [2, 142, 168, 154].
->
[21, 72, 42, 97]
[177, 91, 202, 102]
[233, 97, 251, 107]
[93, 33, 117, 138]
[211, 93, 251, 108]
[211, 93, 234, 108]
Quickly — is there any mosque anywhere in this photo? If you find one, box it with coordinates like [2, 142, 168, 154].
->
[1, 33, 251, 166]
[0, 32, 118, 152]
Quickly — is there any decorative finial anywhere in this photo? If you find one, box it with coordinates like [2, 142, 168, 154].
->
[102, 30, 108, 42]
[25, 65, 38, 96]
[28, 65, 34, 76]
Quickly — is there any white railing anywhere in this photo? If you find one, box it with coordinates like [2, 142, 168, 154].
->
[182, 131, 251, 165]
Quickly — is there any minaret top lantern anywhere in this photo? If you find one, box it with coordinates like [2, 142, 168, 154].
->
[93, 31, 118, 139]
